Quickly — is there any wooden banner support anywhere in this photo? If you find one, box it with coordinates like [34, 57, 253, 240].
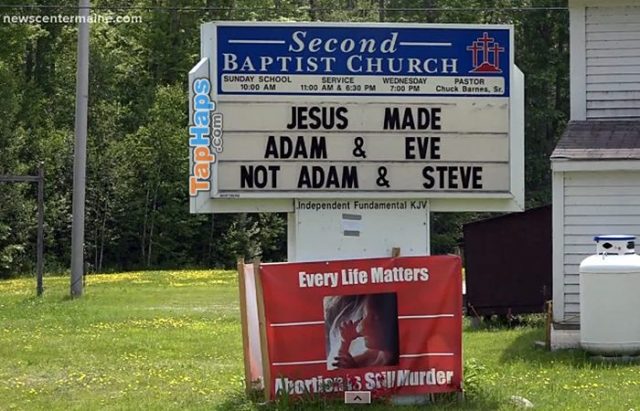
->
[236, 257, 252, 394]
[253, 259, 272, 401]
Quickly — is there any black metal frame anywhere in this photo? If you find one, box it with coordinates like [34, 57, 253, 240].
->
[0, 164, 45, 296]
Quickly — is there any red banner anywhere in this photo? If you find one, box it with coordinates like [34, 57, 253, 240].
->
[258, 255, 462, 399]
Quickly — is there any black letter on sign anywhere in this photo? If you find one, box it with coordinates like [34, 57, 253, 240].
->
[422, 166, 435, 189]
[383, 108, 401, 130]
[353, 137, 367, 158]
[264, 135, 278, 158]
[336, 107, 349, 130]
[473, 166, 483, 189]
[343, 166, 359, 188]
[376, 166, 390, 187]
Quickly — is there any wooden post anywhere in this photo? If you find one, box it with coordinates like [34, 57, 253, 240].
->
[545, 300, 553, 350]
[36, 163, 44, 297]
[253, 259, 272, 401]
[237, 257, 252, 394]
[391, 247, 401, 257]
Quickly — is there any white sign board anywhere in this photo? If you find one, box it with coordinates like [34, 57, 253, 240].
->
[189, 22, 524, 212]
[290, 199, 430, 262]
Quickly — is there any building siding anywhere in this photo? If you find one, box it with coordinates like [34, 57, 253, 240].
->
[586, 6, 640, 119]
[561, 170, 640, 321]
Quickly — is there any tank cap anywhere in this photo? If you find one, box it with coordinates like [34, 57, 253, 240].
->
[594, 235, 635, 255]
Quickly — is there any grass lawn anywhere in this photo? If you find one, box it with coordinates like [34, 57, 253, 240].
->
[1, 270, 639, 410]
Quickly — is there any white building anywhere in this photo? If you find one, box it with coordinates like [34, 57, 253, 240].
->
[550, 0, 640, 348]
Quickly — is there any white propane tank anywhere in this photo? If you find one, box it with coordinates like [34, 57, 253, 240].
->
[580, 235, 640, 355]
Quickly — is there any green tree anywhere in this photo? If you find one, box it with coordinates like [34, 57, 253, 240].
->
[0, 0, 569, 274]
